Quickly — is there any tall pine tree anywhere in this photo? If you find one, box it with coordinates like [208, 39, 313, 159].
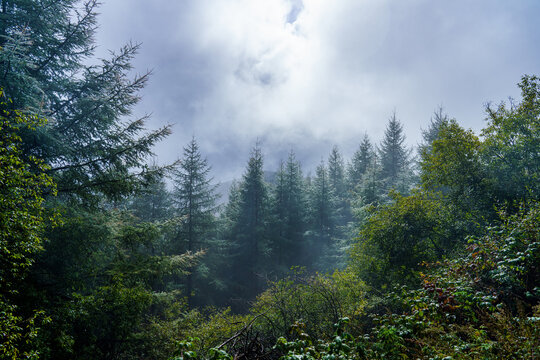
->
[378, 112, 412, 194]
[228, 144, 269, 304]
[348, 134, 376, 191]
[0, 0, 170, 204]
[0, 2, 185, 357]
[327, 145, 349, 226]
[306, 160, 336, 269]
[172, 137, 219, 306]
[419, 106, 450, 157]
[269, 150, 307, 273]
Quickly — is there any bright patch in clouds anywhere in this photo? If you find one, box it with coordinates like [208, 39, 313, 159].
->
[95, 0, 540, 179]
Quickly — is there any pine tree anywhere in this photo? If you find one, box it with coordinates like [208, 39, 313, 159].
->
[0, 2, 181, 356]
[378, 112, 412, 192]
[130, 169, 172, 223]
[269, 150, 307, 272]
[306, 160, 336, 269]
[327, 146, 346, 200]
[0, 0, 170, 204]
[327, 145, 350, 226]
[229, 144, 269, 303]
[348, 134, 376, 190]
[270, 161, 288, 269]
[419, 107, 450, 157]
[172, 137, 219, 306]
[310, 161, 333, 241]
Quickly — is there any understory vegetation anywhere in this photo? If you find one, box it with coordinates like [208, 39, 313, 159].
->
[1, 1, 539, 359]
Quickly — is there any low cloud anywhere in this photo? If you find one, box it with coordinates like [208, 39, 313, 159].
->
[95, 0, 540, 180]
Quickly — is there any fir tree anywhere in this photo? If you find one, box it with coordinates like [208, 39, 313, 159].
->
[327, 145, 350, 226]
[348, 134, 376, 190]
[269, 150, 307, 272]
[378, 112, 412, 193]
[229, 144, 269, 303]
[327, 146, 346, 200]
[0, 2, 179, 356]
[306, 160, 336, 269]
[130, 168, 172, 223]
[0, 0, 170, 204]
[172, 137, 219, 306]
[419, 106, 450, 157]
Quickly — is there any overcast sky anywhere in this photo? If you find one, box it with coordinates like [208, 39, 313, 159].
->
[94, 0, 540, 181]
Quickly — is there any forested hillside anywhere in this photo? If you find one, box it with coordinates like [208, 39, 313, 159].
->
[1, 1, 538, 359]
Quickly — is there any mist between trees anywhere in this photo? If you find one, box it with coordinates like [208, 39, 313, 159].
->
[1, 1, 539, 359]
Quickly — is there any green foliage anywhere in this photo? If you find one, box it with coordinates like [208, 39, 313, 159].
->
[0, 92, 56, 359]
[25, 208, 203, 359]
[418, 106, 450, 158]
[357, 200, 540, 359]
[250, 269, 366, 341]
[169, 336, 233, 360]
[482, 75, 540, 203]
[378, 112, 413, 194]
[269, 151, 308, 273]
[172, 137, 219, 254]
[1, 0, 171, 205]
[351, 190, 453, 289]
[0, 95, 55, 291]
[347, 134, 376, 192]
[420, 119, 490, 217]
[178, 308, 249, 357]
[130, 171, 172, 222]
[306, 161, 338, 270]
[226, 143, 270, 303]
[172, 137, 220, 306]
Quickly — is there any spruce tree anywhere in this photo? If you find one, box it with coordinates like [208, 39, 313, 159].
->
[229, 144, 269, 303]
[172, 137, 219, 306]
[270, 161, 288, 269]
[419, 107, 450, 157]
[378, 112, 412, 193]
[269, 150, 307, 272]
[348, 134, 376, 190]
[327, 146, 346, 200]
[130, 169, 172, 223]
[0, 0, 170, 204]
[327, 145, 349, 226]
[306, 160, 336, 269]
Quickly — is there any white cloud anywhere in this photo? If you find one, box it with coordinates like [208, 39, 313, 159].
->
[95, 0, 540, 179]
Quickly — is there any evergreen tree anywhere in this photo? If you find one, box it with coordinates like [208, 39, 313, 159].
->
[327, 146, 349, 224]
[418, 106, 450, 157]
[172, 137, 219, 306]
[228, 144, 269, 304]
[356, 159, 383, 206]
[348, 134, 376, 191]
[309, 161, 333, 241]
[0, 0, 170, 204]
[130, 169, 172, 223]
[269, 150, 307, 273]
[327, 146, 346, 200]
[378, 112, 412, 193]
[0, 2, 184, 357]
[306, 160, 336, 269]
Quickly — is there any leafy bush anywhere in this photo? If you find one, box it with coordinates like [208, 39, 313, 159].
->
[357, 200, 540, 359]
[250, 269, 367, 341]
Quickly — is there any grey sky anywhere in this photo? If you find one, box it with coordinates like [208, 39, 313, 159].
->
[94, 0, 540, 181]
